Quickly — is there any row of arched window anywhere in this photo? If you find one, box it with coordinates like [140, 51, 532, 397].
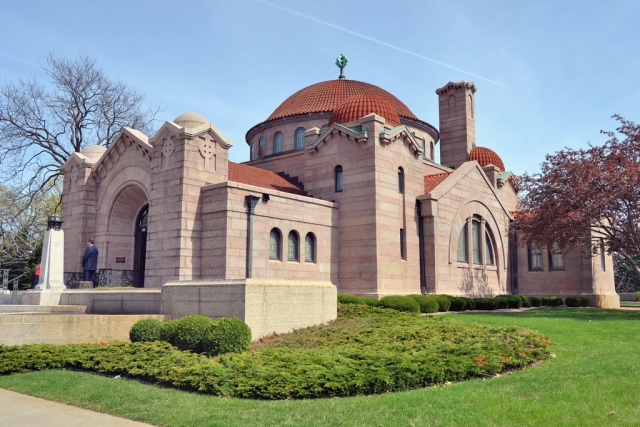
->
[457, 217, 496, 266]
[269, 228, 316, 263]
[421, 138, 435, 161]
[527, 241, 565, 271]
[251, 128, 307, 160]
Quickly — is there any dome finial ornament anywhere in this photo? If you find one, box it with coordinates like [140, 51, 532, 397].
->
[335, 54, 348, 79]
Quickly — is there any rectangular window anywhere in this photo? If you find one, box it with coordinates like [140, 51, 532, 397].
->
[600, 238, 606, 271]
[549, 241, 565, 271]
[400, 229, 406, 259]
[528, 241, 543, 271]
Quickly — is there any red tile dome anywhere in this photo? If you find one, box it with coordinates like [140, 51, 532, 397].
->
[469, 146, 505, 171]
[266, 79, 418, 122]
[329, 94, 401, 126]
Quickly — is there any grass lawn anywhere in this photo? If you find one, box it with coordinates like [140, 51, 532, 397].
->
[1, 308, 639, 426]
[620, 301, 640, 307]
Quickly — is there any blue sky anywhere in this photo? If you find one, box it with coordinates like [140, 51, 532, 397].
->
[1, 0, 638, 175]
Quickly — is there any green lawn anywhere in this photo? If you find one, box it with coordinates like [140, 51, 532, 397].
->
[1, 308, 639, 426]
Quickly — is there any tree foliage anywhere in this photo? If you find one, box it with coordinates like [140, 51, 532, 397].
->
[516, 115, 640, 276]
[0, 53, 158, 193]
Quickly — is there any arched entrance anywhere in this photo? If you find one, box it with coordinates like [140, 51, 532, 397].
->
[133, 204, 148, 287]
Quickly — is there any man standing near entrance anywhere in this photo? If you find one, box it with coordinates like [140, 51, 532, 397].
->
[82, 239, 98, 283]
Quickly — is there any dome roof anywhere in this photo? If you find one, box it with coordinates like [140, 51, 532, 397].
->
[81, 145, 107, 159]
[469, 146, 505, 171]
[329, 94, 401, 126]
[173, 112, 208, 128]
[266, 79, 418, 122]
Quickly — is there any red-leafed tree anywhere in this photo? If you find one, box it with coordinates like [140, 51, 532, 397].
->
[516, 115, 640, 276]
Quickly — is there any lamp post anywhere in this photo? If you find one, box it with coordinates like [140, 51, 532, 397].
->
[47, 214, 63, 230]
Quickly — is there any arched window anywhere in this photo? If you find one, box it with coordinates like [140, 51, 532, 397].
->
[335, 165, 343, 192]
[422, 139, 426, 160]
[457, 223, 468, 262]
[485, 230, 494, 266]
[269, 228, 281, 260]
[549, 241, 564, 271]
[250, 142, 256, 161]
[259, 136, 265, 155]
[430, 142, 434, 161]
[294, 127, 305, 151]
[600, 238, 606, 271]
[528, 241, 543, 271]
[288, 231, 299, 261]
[273, 132, 283, 154]
[472, 219, 481, 264]
[305, 233, 316, 262]
[398, 167, 405, 193]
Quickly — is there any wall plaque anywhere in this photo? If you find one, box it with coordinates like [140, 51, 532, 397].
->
[115, 257, 125, 263]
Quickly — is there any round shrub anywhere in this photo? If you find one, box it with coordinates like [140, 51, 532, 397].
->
[529, 296, 542, 307]
[202, 317, 252, 356]
[174, 315, 216, 353]
[359, 297, 381, 307]
[493, 297, 509, 309]
[499, 295, 523, 309]
[635, 291, 640, 302]
[565, 296, 589, 307]
[129, 318, 163, 343]
[461, 297, 476, 310]
[542, 296, 564, 307]
[408, 295, 439, 313]
[448, 297, 467, 311]
[159, 319, 180, 345]
[338, 294, 363, 304]
[431, 295, 452, 312]
[518, 295, 532, 308]
[378, 296, 420, 313]
[473, 298, 499, 310]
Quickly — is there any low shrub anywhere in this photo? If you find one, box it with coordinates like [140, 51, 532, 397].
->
[378, 296, 420, 313]
[635, 291, 640, 301]
[474, 298, 499, 310]
[518, 295, 532, 308]
[542, 296, 564, 307]
[431, 295, 452, 312]
[449, 297, 467, 312]
[338, 294, 363, 305]
[129, 318, 163, 343]
[408, 295, 439, 313]
[565, 296, 589, 307]
[461, 297, 476, 310]
[174, 315, 216, 353]
[530, 296, 542, 307]
[497, 295, 523, 309]
[202, 317, 252, 356]
[359, 297, 381, 307]
[493, 297, 509, 309]
[159, 319, 180, 344]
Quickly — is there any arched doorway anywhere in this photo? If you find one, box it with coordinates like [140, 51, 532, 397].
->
[133, 204, 148, 287]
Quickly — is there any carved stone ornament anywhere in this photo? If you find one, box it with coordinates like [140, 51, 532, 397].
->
[70, 165, 79, 183]
[198, 138, 215, 168]
[162, 138, 174, 158]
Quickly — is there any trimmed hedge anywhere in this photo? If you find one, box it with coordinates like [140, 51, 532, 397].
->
[474, 298, 499, 310]
[565, 296, 589, 307]
[448, 297, 467, 312]
[173, 315, 216, 353]
[338, 294, 363, 305]
[542, 296, 564, 307]
[461, 297, 476, 310]
[530, 296, 542, 307]
[378, 296, 420, 313]
[518, 295, 532, 308]
[129, 318, 163, 343]
[431, 295, 452, 312]
[408, 295, 440, 313]
[635, 291, 640, 301]
[494, 297, 509, 309]
[202, 317, 252, 356]
[360, 297, 381, 307]
[496, 295, 523, 309]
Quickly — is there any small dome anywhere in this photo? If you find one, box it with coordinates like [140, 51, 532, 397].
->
[80, 145, 107, 159]
[173, 112, 209, 128]
[469, 146, 505, 171]
[329, 94, 401, 126]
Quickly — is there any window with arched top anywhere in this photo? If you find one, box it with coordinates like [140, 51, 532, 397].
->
[259, 136, 265, 155]
[430, 142, 434, 161]
[250, 142, 256, 161]
[398, 167, 404, 194]
[269, 228, 282, 260]
[528, 241, 542, 271]
[335, 165, 343, 192]
[549, 241, 564, 271]
[294, 127, 305, 151]
[305, 233, 316, 262]
[457, 223, 468, 262]
[485, 230, 494, 266]
[288, 231, 299, 261]
[457, 218, 497, 267]
[472, 219, 481, 264]
[273, 132, 283, 153]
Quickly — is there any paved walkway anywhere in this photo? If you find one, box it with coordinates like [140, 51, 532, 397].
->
[0, 388, 155, 427]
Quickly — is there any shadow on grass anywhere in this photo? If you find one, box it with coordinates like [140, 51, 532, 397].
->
[456, 307, 640, 322]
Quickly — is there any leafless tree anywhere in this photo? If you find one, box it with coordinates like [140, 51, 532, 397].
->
[0, 53, 159, 195]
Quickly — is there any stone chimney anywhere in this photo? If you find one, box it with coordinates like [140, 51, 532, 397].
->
[436, 81, 477, 169]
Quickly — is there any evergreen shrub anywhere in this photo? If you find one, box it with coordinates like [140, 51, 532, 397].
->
[498, 295, 523, 309]
[565, 296, 589, 307]
[129, 318, 163, 343]
[530, 297, 542, 307]
[493, 297, 509, 309]
[174, 315, 216, 353]
[473, 298, 499, 310]
[159, 319, 180, 344]
[461, 297, 476, 310]
[338, 294, 363, 305]
[542, 296, 564, 307]
[378, 296, 420, 313]
[518, 295, 532, 308]
[202, 317, 252, 356]
[408, 295, 439, 313]
[635, 291, 640, 301]
[360, 297, 381, 307]
[431, 295, 452, 312]
[448, 297, 467, 311]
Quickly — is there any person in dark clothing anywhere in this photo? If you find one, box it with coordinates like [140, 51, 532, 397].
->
[82, 239, 99, 283]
